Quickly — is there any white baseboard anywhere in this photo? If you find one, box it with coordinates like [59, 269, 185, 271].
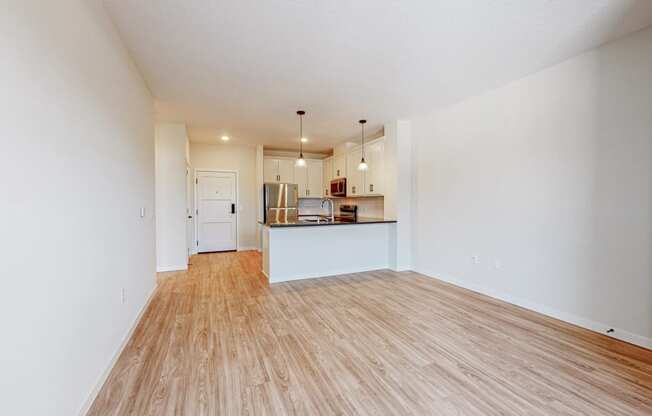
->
[77, 285, 157, 415]
[237, 246, 258, 252]
[156, 264, 188, 272]
[417, 268, 652, 350]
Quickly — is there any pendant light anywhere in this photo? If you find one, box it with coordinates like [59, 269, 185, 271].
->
[357, 119, 368, 171]
[295, 110, 306, 167]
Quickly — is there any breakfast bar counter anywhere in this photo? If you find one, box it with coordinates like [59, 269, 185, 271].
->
[261, 219, 397, 283]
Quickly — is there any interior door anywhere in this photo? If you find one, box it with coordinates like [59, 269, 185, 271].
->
[196, 171, 237, 252]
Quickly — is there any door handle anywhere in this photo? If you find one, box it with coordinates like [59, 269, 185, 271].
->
[231, 203, 235, 214]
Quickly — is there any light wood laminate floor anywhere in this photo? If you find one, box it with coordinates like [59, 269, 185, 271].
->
[88, 251, 652, 415]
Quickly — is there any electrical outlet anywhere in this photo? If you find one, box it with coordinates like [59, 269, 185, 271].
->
[121, 288, 125, 304]
[471, 255, 480, 265]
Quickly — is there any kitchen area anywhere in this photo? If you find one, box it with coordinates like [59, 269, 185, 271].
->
[259, 116, 399, 283]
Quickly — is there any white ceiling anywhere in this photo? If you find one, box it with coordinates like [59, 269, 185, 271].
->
[104, 0, 652, 152]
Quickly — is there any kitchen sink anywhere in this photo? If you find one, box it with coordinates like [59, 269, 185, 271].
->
[299, 217, 333, 224]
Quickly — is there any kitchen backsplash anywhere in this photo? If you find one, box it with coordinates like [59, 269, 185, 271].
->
[298, 197, 384, 218]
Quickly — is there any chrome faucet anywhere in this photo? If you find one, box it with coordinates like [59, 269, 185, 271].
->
[321, 198, 334, 222]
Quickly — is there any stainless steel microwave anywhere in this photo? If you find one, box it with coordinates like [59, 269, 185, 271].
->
[330, 178, 346, 197]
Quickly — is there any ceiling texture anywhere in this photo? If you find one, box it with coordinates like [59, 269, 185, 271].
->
[104, 0, 652, 152]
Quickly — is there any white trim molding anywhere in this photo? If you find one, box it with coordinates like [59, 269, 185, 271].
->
[237, 246, 258, 252]
[156, 264, 189, 273]
[418, 269, 652, 350]
[78, 285, 158, 415]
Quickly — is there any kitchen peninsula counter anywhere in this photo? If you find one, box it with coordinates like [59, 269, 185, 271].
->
[261, 219, 396, 283]
[260, 217, 396, 227]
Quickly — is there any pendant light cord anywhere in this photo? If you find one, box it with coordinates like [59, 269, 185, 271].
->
[361, 122, 365, 159]
[359, 119, 367, 160]
[299, 113, 303, 156]
[296, 110, 305, 160]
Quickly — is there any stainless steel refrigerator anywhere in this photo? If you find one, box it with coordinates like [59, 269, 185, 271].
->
[263, 183, 298, 224]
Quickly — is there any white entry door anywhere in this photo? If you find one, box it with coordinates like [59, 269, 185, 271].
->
[196, 171, 237, 252]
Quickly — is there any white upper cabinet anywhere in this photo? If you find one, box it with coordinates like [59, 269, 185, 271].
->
[277, 159, 294, 183]
[322, 157, 333, 196]
[306, 159, 323, 198]
[264, 158, 295, 183]
[264, 158, 279, 182]
[364, 138, 384, 196]
[346, 148, 364, 197]
[294, 159, 323, 198]
[333, 154, 346, 179]
[294, 162, 308, 196]
[265, 157, 322, 197]
[265, 138, 383, 198]
[332, 137, 386, 197]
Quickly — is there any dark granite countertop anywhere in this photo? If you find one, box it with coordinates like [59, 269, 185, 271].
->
[259, 217, 397, 228]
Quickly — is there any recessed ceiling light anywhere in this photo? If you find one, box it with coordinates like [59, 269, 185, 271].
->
[300, 137, 308, 143]
[221, 135, 230, 141]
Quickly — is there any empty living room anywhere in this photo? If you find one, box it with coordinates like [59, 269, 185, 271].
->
[2, 1, 652, 415]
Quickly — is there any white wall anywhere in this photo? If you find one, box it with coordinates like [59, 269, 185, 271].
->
[385, 120, 413, 271]
[256, 145, 264, 250]
[0, 1, 155, 415]
[190, 143, 258, 249]
[413, 27, 652, 348]
[155, 123, 189, 271]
